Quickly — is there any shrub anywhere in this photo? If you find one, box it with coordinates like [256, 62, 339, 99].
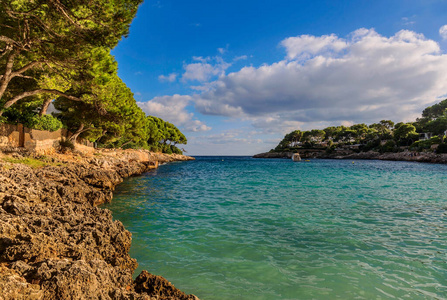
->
[410, 136, 442, 151]
[27, 115, 63, 132]
[380, 140, 396, 153]
[437, 143, 447, 154]
[362, 139, 380, 152]
[170, 145, 183, 155]
[59, 138, 75, 151]
[326, 144, 336, 154]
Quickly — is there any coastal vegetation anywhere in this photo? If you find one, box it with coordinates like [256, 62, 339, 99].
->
[273, 99, 447, 154]
[0, 0, 187, 154]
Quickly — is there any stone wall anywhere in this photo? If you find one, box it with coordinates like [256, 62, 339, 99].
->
[23, 128, 66, 153]
[0, 123, 21, 148]
[0, 124, 94, 153]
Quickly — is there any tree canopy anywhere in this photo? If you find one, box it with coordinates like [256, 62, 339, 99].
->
[0, 0, 142, 112]
[0, 0, 188, 154]
[273, 100, 447, 153]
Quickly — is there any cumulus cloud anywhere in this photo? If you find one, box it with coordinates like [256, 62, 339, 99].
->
[137, 95, 211, 132]
[182, 63, 220, 82]
[182, 56, 231, 82]
[158, 73, 178, 82]
[194, 28, 447, 128]
[281, 33, 348, 60]
[440, 25, 447, 40]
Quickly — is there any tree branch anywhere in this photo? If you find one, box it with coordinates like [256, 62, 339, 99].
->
[0, 35, 18, 45]
[1, 89, 82, 115]
[11, 61, 43, 77]
[13, 74, 34, 80]
[49, 0, 83, 31]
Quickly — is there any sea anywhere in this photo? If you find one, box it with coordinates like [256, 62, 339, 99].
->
[103, 156, 447, 299]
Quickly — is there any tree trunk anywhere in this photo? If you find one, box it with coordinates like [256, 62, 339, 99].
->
[69, 123, 84, 142]
[0, 50, 17, 101]
[39, 98, 53, 116]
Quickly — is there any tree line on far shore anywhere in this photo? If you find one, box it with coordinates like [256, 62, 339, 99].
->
[0, 0, 187, 154]
[274, 99, 447, 154]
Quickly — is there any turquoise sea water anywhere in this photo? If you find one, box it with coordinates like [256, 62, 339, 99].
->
[104, 157, 447, 299]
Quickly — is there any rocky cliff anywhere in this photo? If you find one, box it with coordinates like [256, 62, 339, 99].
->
[0, 149, 198, 300]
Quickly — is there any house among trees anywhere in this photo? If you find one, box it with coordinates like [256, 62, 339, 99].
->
[419, 132, 433, 141]
[272, 99, 447, 154]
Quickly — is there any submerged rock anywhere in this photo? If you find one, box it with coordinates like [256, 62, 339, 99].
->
[134, 271, 199, 300]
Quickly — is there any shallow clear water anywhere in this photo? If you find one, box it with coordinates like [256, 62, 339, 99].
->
[103, 157, 447, 299]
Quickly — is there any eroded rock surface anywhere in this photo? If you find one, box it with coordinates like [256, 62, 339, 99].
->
[0, 150, 197, 300]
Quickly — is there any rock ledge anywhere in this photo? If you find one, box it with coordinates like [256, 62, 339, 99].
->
[0, 149, 198, 300]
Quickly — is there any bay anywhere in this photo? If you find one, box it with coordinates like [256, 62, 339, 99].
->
[103, 157, 447, 299]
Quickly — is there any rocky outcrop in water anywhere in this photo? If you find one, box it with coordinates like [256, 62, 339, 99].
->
[0, 149, 197, 300]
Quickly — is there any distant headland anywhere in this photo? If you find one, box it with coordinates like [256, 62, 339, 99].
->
[255, 99, 447, 164]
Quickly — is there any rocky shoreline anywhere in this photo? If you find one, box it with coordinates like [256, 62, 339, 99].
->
[254, 150, 447, 164]
[0, 149, 198, 300]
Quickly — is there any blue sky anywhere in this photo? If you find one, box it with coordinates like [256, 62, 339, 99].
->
[112, 0, 447, 155]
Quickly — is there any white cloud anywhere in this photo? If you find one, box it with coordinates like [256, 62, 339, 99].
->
[181, 56, 231, 82]
[158, 73, 178, 82]
[137, 95, 211, 132]
[401, 17, 416, 26]
[194, 28, 447, 127]
[192, 56, 210, 62]
[182, 63, 220, 82]
[440, 25, 447, 40]
[233, 55, 248, 61]
[281, 33, 348, 60]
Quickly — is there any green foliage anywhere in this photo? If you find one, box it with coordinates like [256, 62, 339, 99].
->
[410, 136, 442, 151]
[2, 105, 38, 125]
[436, 143, 447, 154]
[2, 157, 47, 169]
[362, 139, 381, 152]
[145, 116, 186, 154]
[393, 123, 418, 146]
[421, 99, 447, 120]
[26, 115, 63, 132]
[59, 138, 75, 151]
[380, 140, 397, 153]
[170, 145, 183, 155]
[0, 0, 143, 108]
[0, 0, 187, 155]
[325, 144, 336, 154]
[164, 146, 173, 154]
[272, 101, 447, 153]
[423, 117, 447, 136]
